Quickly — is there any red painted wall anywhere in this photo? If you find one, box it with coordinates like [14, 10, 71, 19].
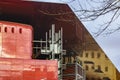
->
[0, 58, 58, 80]
[0, 21, 32, 59]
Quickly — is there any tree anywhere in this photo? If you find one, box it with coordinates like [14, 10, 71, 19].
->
[63, 0, 120, 37]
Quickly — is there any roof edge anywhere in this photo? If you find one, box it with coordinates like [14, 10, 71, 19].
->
[25, 0, 67, 4]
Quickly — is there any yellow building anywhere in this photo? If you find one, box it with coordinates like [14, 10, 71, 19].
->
[79, 49, 120, 80]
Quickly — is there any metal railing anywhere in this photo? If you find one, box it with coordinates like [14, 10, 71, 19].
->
[62, 63, 86, 80]
[75, 62, 86, 80]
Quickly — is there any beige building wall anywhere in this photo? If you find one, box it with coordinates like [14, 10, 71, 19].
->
[78, 50, 119, 80]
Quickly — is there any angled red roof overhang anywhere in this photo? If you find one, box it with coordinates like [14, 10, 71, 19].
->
[0, 0, 84, 51]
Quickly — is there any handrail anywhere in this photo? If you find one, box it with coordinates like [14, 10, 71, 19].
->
[63, 63, 86, 80]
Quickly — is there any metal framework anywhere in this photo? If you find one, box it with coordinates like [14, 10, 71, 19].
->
[33, 24, 85, 80]
[33, 24, 63, 80]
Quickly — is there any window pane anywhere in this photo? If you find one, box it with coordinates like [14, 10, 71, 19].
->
[97, 53, 101, 58]
[85, 53, 88, 57]
[19, 28, 22, 34]
[86, 65, 89, 70]
[11, 27, 14, 33]
[91, 52, 94, 58]
[91, 66, 94, 69]
[98, 65, 101, 70]
[4, 27, 7, 32]
[105, 66, 108, 72]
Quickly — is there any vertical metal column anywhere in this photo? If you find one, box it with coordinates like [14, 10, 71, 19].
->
[51, 24, 55, 59]
[46, 32, 48, 52]
[49, 29, 52, 59]
[40, 39, 42, 49]
[60, 27, 63, 80]
[75, 62, 78, 80]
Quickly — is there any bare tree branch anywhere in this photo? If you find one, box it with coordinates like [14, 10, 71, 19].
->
[69, 0, 120, 36]
[38, 0, 120, 36]
[94, 8, 120, 37]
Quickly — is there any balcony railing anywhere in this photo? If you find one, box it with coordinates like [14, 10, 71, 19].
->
[62, 62, 86, 80]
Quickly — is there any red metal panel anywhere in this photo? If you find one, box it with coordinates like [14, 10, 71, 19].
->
[47, 60, 58, 80]
[0, 58, 58, 80]
[35, 60, 47, 80]
[0, 58, 11, 80]
[23, 59, 36, 80]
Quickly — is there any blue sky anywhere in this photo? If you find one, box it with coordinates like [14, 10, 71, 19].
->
[27, 0, 120, 72]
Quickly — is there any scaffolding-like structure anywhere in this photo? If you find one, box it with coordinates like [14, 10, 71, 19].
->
[33, 24, 63, 80]
[33, 24, 85, 80]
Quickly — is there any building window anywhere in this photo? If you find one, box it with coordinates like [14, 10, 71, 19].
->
[91, 65, 94, 70]
[97, 53, 101, 58]
[4, 27, 7, 32]
[11, 27, 14, 33]
[85, 65, 89, 70]
[19, 28, 22, 34]
[105, 67, 108, 72]
[91, 52, 94, 58]
[85, 53, 88, 57]
[98, 65, 101, 71]
[95, 65, 103, 73]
